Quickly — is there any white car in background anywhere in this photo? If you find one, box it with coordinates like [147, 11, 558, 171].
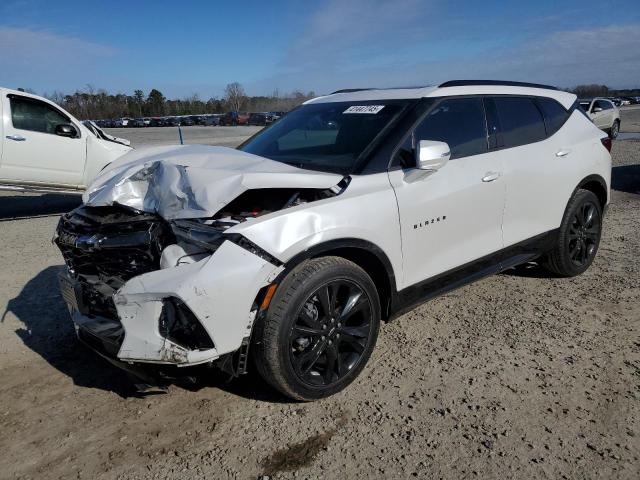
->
[0, 87, 131, 193]
[579, 97, 621, 138]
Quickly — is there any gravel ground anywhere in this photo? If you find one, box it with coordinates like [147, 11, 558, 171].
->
[0, 121, 638, 479]
[619, 105, 640, 133]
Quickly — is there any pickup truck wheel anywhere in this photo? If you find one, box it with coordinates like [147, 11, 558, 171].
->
[542, 189, 602, 277]
[253, 256, 380, 401]
[609, 120, 620, 139]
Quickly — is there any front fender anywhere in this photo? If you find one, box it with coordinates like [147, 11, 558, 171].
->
[227, 173, 404, 288]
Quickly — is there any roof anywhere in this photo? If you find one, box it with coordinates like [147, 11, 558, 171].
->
[306, 81, 577, 109]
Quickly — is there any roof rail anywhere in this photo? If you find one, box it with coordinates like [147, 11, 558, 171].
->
[438, 80, 558, 91]
[330, 88, 374, 94]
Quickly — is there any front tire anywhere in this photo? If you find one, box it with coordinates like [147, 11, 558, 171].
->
[542, 189, 602, 277]
[609, 120, 620, 139]
[253, 257, 380, 401]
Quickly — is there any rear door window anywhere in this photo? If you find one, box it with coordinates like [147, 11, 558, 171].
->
[412, 97, 488, 159]
[493, 97, 546, 148]
[535, 97, 570, 137]
[9, 95, 70, 135]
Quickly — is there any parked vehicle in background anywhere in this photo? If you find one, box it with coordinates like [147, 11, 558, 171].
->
[188, 115, 206, 126]
[579, 98, 620, 138]
[121, 118, 131, 127]
[0, 87, 131, 193]
[83, 121, 131, 146]
[219, 111, 249, 126]
[142, 118, 151, 127]
[149, 117, 166, 127]
[179, 116, 195, 126]
[164, 117, 181, 127]
[128, 118, 145, 128]
[203, 115, 221, 126]
[248, 112, 272, 126]
[55, 80, 611, 400]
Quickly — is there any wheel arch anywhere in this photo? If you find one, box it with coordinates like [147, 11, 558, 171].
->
[577, 174, 608, 210]
[273, 238, 398, 321]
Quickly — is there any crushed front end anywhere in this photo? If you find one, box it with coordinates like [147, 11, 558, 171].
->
[54, 204, 282, 378]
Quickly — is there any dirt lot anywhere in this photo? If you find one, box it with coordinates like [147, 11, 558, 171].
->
[0, 118, 639, 479]
[106, 125, 264, 149]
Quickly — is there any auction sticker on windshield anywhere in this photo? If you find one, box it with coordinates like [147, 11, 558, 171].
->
[343, 105, 385, 114]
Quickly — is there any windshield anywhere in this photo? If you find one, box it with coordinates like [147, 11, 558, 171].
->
[239, 101, 407, 174]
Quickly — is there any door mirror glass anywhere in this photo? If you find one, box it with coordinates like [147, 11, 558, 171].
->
[55, 123, 78, 138]
[415, 140, 450, 170]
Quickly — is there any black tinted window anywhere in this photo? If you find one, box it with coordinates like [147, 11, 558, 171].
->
[536, 97, 569, 136]
[10, 96, 70, 134]
[494, 97, 546, 148]
[594, 100, 612, 111]
[413, 98, 487, 159]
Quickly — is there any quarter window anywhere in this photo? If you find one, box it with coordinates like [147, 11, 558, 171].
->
[536, 97, 569, 137]
[493, 97, 546, 148]
[412, 98, 488, 159]
[9, 96, 70, 135]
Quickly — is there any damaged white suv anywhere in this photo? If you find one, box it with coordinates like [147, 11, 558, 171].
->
[55, 81, 612, 400]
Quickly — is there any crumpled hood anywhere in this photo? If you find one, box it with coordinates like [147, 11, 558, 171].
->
[83, 144, 343, 220]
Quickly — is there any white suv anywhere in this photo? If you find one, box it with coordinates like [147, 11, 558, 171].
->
[55, 80, 611, 400]
[579, 97, 621, 138]
[0, 87, 131, 193]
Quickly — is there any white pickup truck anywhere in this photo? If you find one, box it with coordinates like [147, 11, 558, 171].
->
[0, 87, 131, 193]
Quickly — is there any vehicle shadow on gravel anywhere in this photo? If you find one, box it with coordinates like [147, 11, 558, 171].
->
[611, 164, 640, 195]
[2, 265, 135, 397]
[4, 265, 295, 402]
[0, 193, 81, 220]
[501, 262, 552, 279]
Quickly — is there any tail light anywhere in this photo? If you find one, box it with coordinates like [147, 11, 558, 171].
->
[601, 137, 612, 152]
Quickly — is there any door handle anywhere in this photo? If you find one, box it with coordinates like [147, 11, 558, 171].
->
[482, 171, 501, 182]
[556, 149, 572, 157]
[6, 135, 26, 142]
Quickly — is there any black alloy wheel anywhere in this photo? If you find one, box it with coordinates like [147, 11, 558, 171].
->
[288, 280, 373, 387]
[543, 189, 602, 277]
[567, 201, 600, 266]
[253, 256, 380, 401]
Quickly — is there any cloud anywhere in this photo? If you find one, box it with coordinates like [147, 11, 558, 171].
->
[283, 0, 431, 68]
[484, 24, 640, 87]
[0, 26, 115, 63]
[0, 26, 117, 92]
[261, 22, 640, 93]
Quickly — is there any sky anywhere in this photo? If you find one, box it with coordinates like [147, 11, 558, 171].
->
[1, 0, 639, 99]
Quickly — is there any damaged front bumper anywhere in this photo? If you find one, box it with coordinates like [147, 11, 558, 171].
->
[58, 238, 282, 369]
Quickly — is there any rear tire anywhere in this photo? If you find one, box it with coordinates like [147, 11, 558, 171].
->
[542, 189, 602, 277]
[253, 256, 380, 401]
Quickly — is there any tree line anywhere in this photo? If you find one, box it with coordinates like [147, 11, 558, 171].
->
[570, 84, 640, 98]
[44, 82, 316, 120]
[39, 82, 640, 120]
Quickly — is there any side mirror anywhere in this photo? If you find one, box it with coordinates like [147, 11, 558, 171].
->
[55, 124, 78, 138]
[592, 106, 603, 113]
[415, 140, 450, 170]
